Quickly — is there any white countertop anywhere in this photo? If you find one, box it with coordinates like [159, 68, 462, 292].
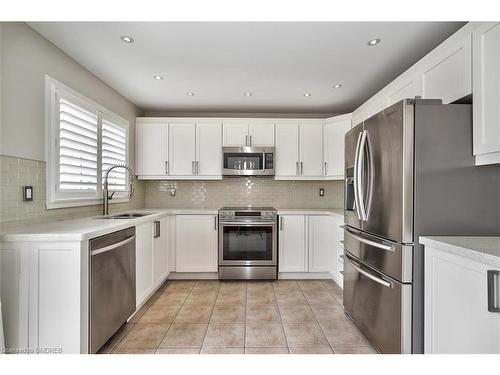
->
[420, 236, 500, 268]
[276, 208, 344, 217]
[0, 208, 219, 242]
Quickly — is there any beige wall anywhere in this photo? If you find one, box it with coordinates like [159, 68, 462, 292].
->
[0, 22, 143, 162]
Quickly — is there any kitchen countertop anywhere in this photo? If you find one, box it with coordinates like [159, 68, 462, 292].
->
[0, 208, 219, 242]
[420, 236, 500, 268]
[276, 208, 344, 217]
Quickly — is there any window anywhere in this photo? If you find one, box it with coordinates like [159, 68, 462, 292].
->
[46, 76, 130, 208]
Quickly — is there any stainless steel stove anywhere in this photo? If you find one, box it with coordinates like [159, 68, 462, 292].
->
[218, 207, 277, 280]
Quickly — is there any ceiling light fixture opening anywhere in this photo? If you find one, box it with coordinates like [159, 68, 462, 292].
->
[120, 35, 134, 43]
[186, 92, 195, 96]
[303, 93, 312, 97]
[333, 84, 342, 89]
[244, 92, 253, 96]
[367, 38, 381, 46]
[153, 75, 164, 80]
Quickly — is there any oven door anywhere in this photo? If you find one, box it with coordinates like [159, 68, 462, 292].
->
[219, 221, 277, 266]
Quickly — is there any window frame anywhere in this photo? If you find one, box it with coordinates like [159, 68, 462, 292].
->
[45, 75, 130, 209]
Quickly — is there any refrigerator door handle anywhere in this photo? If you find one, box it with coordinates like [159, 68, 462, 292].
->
[345, 253, 393, 288]
[344, 226, 394, 252]
[353, 131, 363, 220]
[357, 130, 368, 221]
[364, 130, 374, 221]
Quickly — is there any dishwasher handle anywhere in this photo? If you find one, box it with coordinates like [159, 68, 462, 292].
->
[90, 235, 135, 256]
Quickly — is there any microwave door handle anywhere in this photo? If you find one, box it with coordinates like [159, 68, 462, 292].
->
[345, 253, 393, 288]
[353, 132, 363, 220]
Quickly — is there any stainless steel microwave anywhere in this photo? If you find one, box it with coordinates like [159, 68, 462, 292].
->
[222, 147, 275, 176]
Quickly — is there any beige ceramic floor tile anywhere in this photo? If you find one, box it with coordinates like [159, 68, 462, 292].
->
[112, 348, 156, 354]
[246, 304, 281, 323]
[278, 304, 316, 323]
[333, 346, 377, 354]
[219, 281, 247, 293]
[247, 281, 274, 293]
[297, 280, 327, 293]
[97, 323, 135, 353]
[310, 303, 346, 322]
[320, 318, 370, 346]
[154, 291, 190, 306]
[304, 291, 338, 306]
[283, 322, 329, 348]
[174, 305, 213, 323]
[159, 323, 208, 348]
[276, 293, 308, 307]
[184, 291, 218, 306]
[156, 348, 201, 354]
[215, 293, 246, 306]
[201, 347, 245, 354]
[245, 323, 287, 348]
[273, 280, 300, 294]
[289, 347, 334, 354]
[202, 323, 245, 347]
[247, 291, 276, 305]
[192, 280, 221, 293]
[210, 304, 246, 323]
[245, 347, 289, 354]
[116, 323, 170, 349]
[138, 305, 181, 324]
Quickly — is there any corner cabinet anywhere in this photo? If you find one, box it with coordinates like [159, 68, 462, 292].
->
[323, 114, 351, 179]
[424, 244, 500, 353]
[136, 119, 169, 178]
[175, 215, 218, 272]
[473, 22, 500, 166]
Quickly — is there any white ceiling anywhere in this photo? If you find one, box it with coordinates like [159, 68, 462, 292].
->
[29, 22, 465, 115]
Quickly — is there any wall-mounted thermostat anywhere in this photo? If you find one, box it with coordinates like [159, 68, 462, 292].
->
[23, 186, 33, 201]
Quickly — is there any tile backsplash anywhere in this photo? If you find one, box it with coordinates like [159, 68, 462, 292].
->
[144, 178, 344, 209]
[0, 155, 145, 229]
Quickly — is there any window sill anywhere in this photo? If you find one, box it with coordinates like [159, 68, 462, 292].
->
[46, 197, 130, 210]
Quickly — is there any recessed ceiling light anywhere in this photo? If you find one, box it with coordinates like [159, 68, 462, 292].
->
[333, 84, 342, 89]
[120, 35, 134, 43]
[186, 92, 195, 96]
[244, 92, 253, 96]
[367, 38, 381, 46]
[303, 93, 312, 97]
[153, 75, 164, 80]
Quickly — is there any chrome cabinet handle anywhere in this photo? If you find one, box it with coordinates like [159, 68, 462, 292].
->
[488, 270, 500, 313]
[196, 161, 199, 175]
[214, 216, 218, 230]
[345, 253, 392, 288]
[324, 162, 328, 175]
[344, 227, 394, 252]
[296, 161, 299, 176]
[279, 216, 283, 231]
[300, 161, 303, 175]
[192, 161, 196, 174]
[153, 221, 160, 238]
[245, 135, 248, 146]
[249, 135, 252, 146]
[165, 161, 169, 175]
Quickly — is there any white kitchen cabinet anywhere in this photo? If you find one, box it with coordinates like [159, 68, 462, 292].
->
[387, 73, 423, 107]
[424, 245, 500, 353]
[152, 217, 170, 286]
[223, 122, 274, 147]
[275, 123, 300, 177]
[278, 215, 307, 272]
[323, 114, 351, 179]
[332, 216, 345, 288]
[308, 216, 336, 272]
[196, 122, 222, 177]
[422, 33, 472, 104]
[136, 121, 168, 177]
[136, 222, 154, 307]
[473, 22, 500, 166]
[300, 124, 323, 177]
[175, 215, 218, 272]
[169, 122, 197, 177]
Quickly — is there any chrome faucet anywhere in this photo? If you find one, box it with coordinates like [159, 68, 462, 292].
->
[102, 164, 135, 216]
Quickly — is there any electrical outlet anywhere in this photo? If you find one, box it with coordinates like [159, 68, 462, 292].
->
[23, 186, 33, 201]
[319, 188, 325, 197]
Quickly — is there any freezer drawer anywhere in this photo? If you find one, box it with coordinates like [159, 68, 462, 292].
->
[343, 225, 413, 282]
[343, 251, 412, 354]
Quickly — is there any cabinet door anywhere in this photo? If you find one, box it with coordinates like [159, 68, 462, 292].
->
[249, 123, 275, 147]
[422, 33, 472, 104]
[424, 246, 500, 353]
[308, 216, 336, 273]
[324, 119, 351, 179]
[223, 123, 248, 147]
[278, 215, 306, 272]
[196, 123, 222, 177]
[473, 23, 500, 165]
[169, 122, 196, 176]
[136, 222, 154, 306]
[175, 215, 218, 272]
[153, 217, 169, 286]
[387, 73, 423, 106]
[275, 124, 299, 177]
[300, 124, 323, 177]
[136, 122, 168, 176]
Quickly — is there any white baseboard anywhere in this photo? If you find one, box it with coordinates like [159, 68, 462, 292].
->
[167, 272, 219, 280]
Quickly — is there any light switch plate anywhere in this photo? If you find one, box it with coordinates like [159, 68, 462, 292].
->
[23, 186, 33, 201]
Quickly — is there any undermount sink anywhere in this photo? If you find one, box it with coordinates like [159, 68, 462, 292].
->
[96, 212, 154, 219]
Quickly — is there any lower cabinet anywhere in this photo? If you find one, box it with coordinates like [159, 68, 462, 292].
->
[424, 245, 500, 353]
[135, 222, 154, 307]
[278, 214, 344, 281]
[175, 215, 218, 272]
[152, 217, 170, 286]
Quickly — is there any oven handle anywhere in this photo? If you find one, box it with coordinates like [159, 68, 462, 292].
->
[219, 221, 277, 227]
[344, 253, 393, 289]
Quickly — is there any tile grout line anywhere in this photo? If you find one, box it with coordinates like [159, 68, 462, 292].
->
[273, 281, 290, 354]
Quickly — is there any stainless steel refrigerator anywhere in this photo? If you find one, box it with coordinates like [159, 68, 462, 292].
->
[343, 98, 500, 354]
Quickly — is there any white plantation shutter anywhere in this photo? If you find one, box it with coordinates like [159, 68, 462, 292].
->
[57, 95, 99, 191]
[102, 117, 128, 192]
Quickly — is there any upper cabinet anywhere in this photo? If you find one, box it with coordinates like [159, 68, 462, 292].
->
[275, 121, 324, 179]
[168, 122, 197, 177]
[223, 121, 274, 147]
[473, 22, 500, 166]
[136, 120, 169, 178]
[196, 122, 222, 177]
[323, 114, 352, 179]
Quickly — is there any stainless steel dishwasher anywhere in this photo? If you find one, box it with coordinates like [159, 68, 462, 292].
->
[89, 227, 136, 353]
